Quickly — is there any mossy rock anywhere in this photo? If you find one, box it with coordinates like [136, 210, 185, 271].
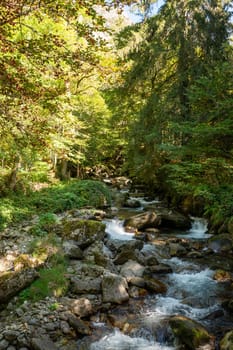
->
[0, 269, 38, 304]
[55, 219, 106, 249]
[143, 277, 167, 293]
[169, 315, 214, 350]
[220, 330, 233, 350]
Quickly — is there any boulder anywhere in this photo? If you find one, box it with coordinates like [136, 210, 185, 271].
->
[124, 209, 191, 231]
[124, 211, 161, 230]
[0, 269, 38, 304]
[102, 273, 129, 304]
[143, 276, 167, 293]
[113, 240, 144, 265]
[114, 249, 142, 265]
[70, 277, 102, 294]
[62, 240, 83, 259]
[105, 239, 143, 255]
[169, 242, 187, 257]
[60, 297, 95, 317]
[169, 315, 215, 350]
[220, 330, 233, 350]
[120, 260, 145, 279]
[55, 219, 106, 248]
[208, 235, 233, 253]
[159, 208, 191, 229]
[31, 335, 58, 350]
[67, 313, 91, 335]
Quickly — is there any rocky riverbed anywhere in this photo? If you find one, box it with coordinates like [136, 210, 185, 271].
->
[0, 187, 233, 350]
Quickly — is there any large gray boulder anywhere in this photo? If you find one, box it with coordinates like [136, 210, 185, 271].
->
[70, 277, 102, 294]
[124, 211, 161, 230]
[124, 209, 191, 231]
[102, 273, 129, 304]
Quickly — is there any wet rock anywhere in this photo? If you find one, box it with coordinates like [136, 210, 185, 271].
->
[220, 330, 233, 350]
[138, 245, 160, 266]
[67, 314, 91, 335]
[124, 211, 161, 230]
[168, 242, 187, 257]
[0, 269, 38, 304]
[31, 335, 58, 350]
[124, 199, 141, 208]
[223, 298, 233, 314]
[143, 277, 167, 293]
[114, 249, 142, 265]
[208, 235, 233, 253]
[169, 315, 215, 350]
[159, 208, 191, 229]
[202, 309, 224, 320]
[144, 263, 172, 275]
[102, 273, 129, 304]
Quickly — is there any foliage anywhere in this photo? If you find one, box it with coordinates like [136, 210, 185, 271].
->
[0, 180, 111, 230]
[113, 0, 233, 231]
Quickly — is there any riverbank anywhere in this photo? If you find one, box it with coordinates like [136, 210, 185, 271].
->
[0, 181, 233, 349]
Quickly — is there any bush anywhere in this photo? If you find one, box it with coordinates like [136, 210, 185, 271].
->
[0, 179, 112, 230]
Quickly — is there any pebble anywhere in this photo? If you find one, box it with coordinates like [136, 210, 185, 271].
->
[0, 339, 9, 350]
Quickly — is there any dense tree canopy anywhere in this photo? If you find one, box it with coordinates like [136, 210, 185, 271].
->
[0, 0, 232, 231]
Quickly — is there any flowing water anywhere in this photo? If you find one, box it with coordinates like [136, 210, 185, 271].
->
[87, 197, 231, 349]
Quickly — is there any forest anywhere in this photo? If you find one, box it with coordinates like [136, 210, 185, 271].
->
[0, 0, 232, 233]
[1, 2, 233, 350]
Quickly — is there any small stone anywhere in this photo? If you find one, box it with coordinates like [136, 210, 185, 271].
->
[6, 346, 16, 350]
[44, 323, 56, 331]
[60, 321, 71, 334]
[0, 339, 9, 350]
[3, 331, 18, 342]
[15, 308, 24, 317]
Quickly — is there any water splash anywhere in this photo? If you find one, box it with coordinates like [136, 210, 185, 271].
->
[177, 217, 212, 239]
[104, 219, 134, 240]
[90, 329, 174, 350]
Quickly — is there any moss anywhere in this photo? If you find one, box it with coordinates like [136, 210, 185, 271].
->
[169, 315, 213, 349]
[59, 219, 105, 236]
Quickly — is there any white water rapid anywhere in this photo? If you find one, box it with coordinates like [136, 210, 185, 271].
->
[86, 203, 226, 350]
[177, 216, 212, 239]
